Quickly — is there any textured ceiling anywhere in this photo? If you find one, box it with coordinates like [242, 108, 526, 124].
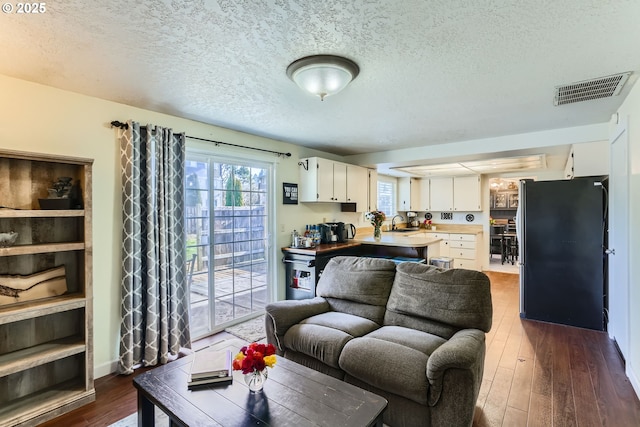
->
[1, 0, 639, 158]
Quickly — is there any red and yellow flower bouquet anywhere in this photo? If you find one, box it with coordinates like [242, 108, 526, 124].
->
[232, 342, 277, 374]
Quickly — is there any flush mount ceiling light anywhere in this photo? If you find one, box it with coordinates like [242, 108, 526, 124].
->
[393, 155, 547, 177]
[286, 55, 359, 101]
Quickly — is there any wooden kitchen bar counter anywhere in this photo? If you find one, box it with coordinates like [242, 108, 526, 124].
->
[281, 241, 362, 255]
[352, 233, 442, 262]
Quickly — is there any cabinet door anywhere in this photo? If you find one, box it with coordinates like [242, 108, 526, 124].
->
[572, 141, 610, 177]
[333, 162, 347, 202]
[298, 157, 317, 202]
[453, 175, 481, 211]
[420, 178, 430, 211]
[346, 164, 368, 210]
[429, 232, 450, 257]
[367, 169, 378, 212]
[397, 177, 411, 211]
[429, 177, 453, 211]
[316, 158, 335, 202]
[409, 178, 421, 211]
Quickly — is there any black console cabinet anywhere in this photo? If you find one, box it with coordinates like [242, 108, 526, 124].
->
[282, 244, 360, 300]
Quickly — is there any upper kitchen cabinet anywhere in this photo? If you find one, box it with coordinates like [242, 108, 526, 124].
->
[429, 176, 482, 212]
[345, 164, 368, 209]
[367, 169, 378, 212]
[299, 157, 370, 210]
[429, 177, 453, 211]
[563, 140, 610, 179]
[419, 178, 430, 211]
[397, 177, 421, 211]
[299, 157, 345, 202]
[453, 176, 481, 211]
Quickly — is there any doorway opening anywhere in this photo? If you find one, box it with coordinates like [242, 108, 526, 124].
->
[487, 177, 520, 274]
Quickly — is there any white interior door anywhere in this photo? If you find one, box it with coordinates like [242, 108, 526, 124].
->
[608, 115, 629, 359]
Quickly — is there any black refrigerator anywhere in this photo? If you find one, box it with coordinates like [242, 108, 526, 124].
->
[518, 176, 607, 331]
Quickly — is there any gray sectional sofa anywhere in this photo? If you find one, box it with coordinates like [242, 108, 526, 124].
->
[265, 256, 493, 427]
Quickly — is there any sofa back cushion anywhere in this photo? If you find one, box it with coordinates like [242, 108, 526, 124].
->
[316, 256, 397, 324]
[384, 263, 492, 338]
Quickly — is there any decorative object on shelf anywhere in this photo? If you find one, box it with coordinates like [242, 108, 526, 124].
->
[365, 210, 386, 241]
[0, 231, 18, 247]
[50, 176, 73, 198]
[233, 342, 277, 393]
[466, 214, 475, 222]
[39, 176, 77, 209]
[0, 266, 67, 306]
[286, 55, 360, 101]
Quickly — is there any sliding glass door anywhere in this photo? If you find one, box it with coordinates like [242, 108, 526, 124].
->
[185, 153, 272, 339]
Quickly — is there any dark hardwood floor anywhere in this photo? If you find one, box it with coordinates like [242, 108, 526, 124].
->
[40, 272, 640, 426]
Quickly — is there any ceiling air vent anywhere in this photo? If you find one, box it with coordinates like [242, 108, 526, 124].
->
[554, 72, 631, 106]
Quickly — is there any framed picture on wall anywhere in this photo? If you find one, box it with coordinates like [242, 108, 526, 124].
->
[494, 193, 507, 208]
[283, 182, 298, 204]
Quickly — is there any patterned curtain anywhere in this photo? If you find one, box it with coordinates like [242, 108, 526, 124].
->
[117, 121, 191, 375]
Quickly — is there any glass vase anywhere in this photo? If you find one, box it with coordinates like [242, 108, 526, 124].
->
[374, 226, 382, 241]
[244, 368, 268, 393]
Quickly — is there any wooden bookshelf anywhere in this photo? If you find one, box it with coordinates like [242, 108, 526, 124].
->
[0, 149, 94, 426]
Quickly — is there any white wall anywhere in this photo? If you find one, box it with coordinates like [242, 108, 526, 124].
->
[615, 80, 640, 397]
[0, 74, 346, 377]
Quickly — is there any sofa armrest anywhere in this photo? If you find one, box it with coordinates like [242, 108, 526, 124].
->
[426, 329, 486, 406]
[265, 297, 330, 353]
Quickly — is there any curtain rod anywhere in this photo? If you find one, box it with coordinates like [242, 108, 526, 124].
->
[110, 120, 291, 158]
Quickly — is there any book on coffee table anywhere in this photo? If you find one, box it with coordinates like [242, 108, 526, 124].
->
[187, 375, 233, 389]
[188, 349, 233, 387]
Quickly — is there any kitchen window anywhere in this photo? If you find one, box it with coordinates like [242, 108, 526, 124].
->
[377, 175, 397, 217]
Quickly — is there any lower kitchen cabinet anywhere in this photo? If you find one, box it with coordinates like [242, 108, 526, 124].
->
[449, 233, 479, 270]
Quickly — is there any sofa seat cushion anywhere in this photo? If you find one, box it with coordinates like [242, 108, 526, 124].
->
[339, 326, 447, 405]
[283, 312, 380, 369]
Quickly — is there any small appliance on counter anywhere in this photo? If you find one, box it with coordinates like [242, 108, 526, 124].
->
[320, 222, 348, 243]
[406, 212, 420, 228]
[345, 223, 356, 239]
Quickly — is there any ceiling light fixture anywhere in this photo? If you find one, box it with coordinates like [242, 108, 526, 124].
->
[286, 55, 359, 101]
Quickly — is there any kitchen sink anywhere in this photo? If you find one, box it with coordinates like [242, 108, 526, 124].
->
[389, 228, 421, 233]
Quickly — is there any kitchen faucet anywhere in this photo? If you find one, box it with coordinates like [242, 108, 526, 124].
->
[391, 215, 404, 230]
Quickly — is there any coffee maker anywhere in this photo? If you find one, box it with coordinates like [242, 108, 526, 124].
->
[406, 211, 420, 228]
[319, 222, 347, 243]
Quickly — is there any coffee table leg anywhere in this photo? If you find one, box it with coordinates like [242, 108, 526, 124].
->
[138, 390, 155, 427]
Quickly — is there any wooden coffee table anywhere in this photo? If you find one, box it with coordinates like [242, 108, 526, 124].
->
[133, 339, 387, 426]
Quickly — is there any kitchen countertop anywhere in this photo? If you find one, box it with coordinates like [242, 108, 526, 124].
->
[388, 225, 484, 235]
[424, 225, 483, 234]
[282, 241, 361, 255]
[352, 233, 442, 248]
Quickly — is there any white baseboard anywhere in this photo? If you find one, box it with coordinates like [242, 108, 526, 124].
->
[95, 359, 119, 379]
[627, 362, 640, 401]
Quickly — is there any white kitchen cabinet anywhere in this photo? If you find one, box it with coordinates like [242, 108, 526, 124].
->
[427, 232, 450, 257]
[419, 178, 430, 211]
[429, 177, 453, 211]
[345, 164, 368, 210]
[427, 176, 481, 212]
[397, 178, 421, 211]
[564, 141, 610, 179]
[453, 175, 481, 211]
[367, 169, 378, 212]
[299, 157, 347, 202]
[449, 233, 480, 270]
